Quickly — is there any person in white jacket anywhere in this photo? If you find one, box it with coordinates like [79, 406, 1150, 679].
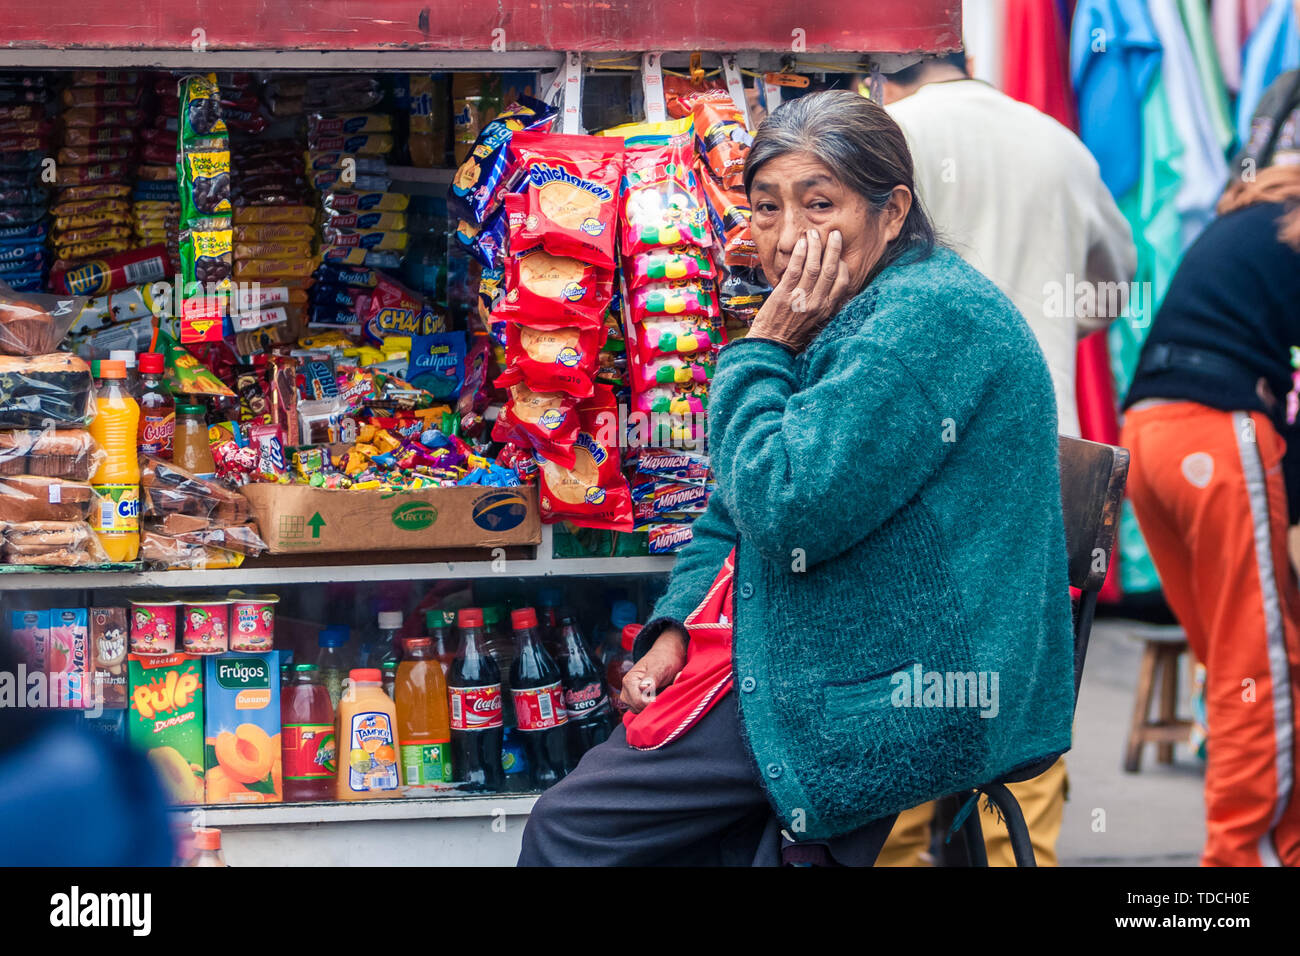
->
[885, 53, 1137, 439]
[880, 52, 1136, 868]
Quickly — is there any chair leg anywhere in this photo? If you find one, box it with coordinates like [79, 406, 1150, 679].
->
[981, 783, 1037, 867]
[961, 797, 988, 867]
[1157, 646, 1180, 764]
[1124, 643, 1159, 773]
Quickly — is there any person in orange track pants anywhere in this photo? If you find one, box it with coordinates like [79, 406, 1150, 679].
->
[1121, 167, 1300, 866]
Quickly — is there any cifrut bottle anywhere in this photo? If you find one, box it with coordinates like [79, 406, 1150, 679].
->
[395, 637, 453, 788]
[508, 607, 568, 790]
[109, 349, 140, 400]
[447, 608, 504, 791]
[336, 668, 401, 800]
[87, 359, 141, 562]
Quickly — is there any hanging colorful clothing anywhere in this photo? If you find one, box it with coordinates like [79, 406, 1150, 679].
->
[1004, 0, 1080, 129]
[1236, 0, 1300, 143]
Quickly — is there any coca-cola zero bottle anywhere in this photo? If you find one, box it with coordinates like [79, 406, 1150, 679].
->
[448, 607, 504, 791]
[508, 607, 568, 790]
[558, 612, 617, 768]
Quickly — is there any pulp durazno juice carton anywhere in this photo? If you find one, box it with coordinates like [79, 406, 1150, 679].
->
[128, 653, 205, 805]
[204, 652, 283, 803]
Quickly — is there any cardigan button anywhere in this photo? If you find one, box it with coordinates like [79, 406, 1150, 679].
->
[739, 582, 754, 599]
[740, 676, 756, 693]
[766, 763, 783, 779]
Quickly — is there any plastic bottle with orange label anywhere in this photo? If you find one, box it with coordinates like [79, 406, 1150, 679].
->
[87, 359, 140, 562]
[336, 667, 401, 800]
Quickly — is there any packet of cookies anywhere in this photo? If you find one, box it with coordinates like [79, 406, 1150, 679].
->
[533, 385, 632, 532]
[498, 244, 613, 328]
[509, 132, 625, 271]
[491, 379, 580, 469]
[503, 322, 604, 399]
[620, 141, 711, 256]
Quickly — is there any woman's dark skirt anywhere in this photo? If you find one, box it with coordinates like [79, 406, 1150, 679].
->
[517, 690, 897, 866]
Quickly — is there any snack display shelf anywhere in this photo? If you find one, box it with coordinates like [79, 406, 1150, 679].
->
[171, 794, 540, 866]
[0, 525, 674, 590]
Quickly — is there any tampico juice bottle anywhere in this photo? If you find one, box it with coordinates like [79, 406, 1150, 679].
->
[336, 668, 400, 800]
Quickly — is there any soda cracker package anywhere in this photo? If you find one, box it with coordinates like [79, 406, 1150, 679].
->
[491, 381, 580, 468]
[501, 322, 604, 399]
[498, 245, 613, 328]
[620, 142, 710, 256]
[534, 385, 632, 531]
[509, 132, 625, 270]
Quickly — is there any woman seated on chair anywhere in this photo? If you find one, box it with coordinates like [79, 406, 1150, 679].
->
[517, 91, 1076, 867]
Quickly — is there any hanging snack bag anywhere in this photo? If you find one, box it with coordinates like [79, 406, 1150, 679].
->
[448, 95, 558, 226]
[534, 385, 632, 531]
[491, 381, 580, 468]
[502, 322, 603, 399]
[681, 89, 753, 190]
[509, 132, 625, 270]
[179, 74, 227, 146]
[620, 141, 710, 256]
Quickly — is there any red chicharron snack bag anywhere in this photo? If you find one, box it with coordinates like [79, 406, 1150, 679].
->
[534, 384, 632, 531]
[509, 132, 625, 270]
[502, 321, 605, 399]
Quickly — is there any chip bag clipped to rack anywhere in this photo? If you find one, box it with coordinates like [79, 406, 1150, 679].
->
[448, 95, 558, 226]
[620, 141, 710, 256]
[680, 88, 753, 190]
[509, 132, 625, 270]
[534, 385, 632, 531]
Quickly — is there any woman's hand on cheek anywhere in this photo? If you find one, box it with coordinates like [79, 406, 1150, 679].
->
[621, 627, 688, 713]
[748, 228, 855, 352]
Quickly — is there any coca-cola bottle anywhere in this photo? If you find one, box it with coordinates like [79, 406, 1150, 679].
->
[508, 607, 567, 790]
[558, 612, 617, 767]
[448, 607, 504, 791]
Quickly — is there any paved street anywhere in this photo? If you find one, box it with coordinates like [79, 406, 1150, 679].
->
[1059, 617, 1205, 866]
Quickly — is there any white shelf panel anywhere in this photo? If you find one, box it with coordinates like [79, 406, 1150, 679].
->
[177, 793, 539, 827]
[0, 555, 673, 590]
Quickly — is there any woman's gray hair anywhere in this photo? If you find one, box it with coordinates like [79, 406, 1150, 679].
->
[744, 90, 936, 274]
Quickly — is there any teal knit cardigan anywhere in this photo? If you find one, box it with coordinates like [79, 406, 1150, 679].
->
[636, 245, 1075, 841]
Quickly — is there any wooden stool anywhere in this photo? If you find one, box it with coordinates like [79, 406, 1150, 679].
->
[1124, 626, 1194, 772]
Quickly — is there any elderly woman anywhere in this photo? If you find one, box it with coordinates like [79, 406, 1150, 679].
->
[518, 91, 1074, 866]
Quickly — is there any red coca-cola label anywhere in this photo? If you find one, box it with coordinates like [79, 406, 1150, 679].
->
[140, 412, 175, 456]
[450, 683, 503, 731]
[512, 681, 567, 731]
[563, 681, 608, 717]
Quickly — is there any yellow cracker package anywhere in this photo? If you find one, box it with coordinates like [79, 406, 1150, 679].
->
[231, 205, 316, 226]
[234, 258, 317, 280]
[54, 223, 133, 245]
[55, 239, 133, 261]
[57, 183, 132, 202]
[233, 241, 314, 260]
[233, 222, 316, 244]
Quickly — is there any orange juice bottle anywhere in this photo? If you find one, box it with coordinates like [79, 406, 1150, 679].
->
[396, 638, 453, 788]
[87, 359, 141, 562]
[336, 668, 401, 800]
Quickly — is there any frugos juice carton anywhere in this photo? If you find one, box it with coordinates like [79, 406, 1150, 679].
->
[204, 652, 282, 803]
[128, 653, 205, 805]
[49, 609, 90, 709]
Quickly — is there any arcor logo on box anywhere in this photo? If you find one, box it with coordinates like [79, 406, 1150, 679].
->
[391, 501, 437, 531]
